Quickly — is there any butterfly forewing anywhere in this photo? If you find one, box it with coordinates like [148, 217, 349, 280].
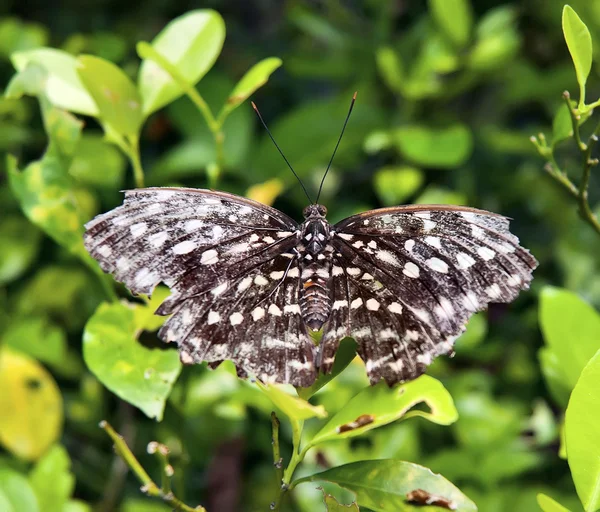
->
[319, 205, 537, 384]
[84, 187, 320, 386]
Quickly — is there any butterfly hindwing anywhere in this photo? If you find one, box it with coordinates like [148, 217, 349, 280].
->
[318, 205, 537, 385]
[158, 250, 317, 387]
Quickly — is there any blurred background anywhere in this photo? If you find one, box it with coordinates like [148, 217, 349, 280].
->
[1, 0, 600, 511]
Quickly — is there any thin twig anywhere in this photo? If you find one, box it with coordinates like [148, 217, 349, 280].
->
[100, 421, 205, 512]
[532, 92, 600, 236]
[564, 92, 600, 235]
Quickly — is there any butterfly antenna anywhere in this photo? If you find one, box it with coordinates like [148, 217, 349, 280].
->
[315, 91, 357, 204]
[251, 101, 313, 204]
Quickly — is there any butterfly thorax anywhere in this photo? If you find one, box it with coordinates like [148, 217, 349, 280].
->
[298, 205, 334, 332]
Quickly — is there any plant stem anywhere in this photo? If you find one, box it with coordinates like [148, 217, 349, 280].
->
[127, 135, 145, 189]
[563, 93, 600, 235]
[271, 412, 283, 486]
[137, 42, 226, 186]
[100, 421, 205, 512]
[271, 419, 311, 511]
[533, 93, 600, 236]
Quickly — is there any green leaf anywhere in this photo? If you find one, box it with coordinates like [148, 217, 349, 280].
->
[76, 55, 143, 137]
[83, 302, 182, 420]
[11, 48, 98, 115]
[294, 460, 477, 512]
[393, 125, 473, 168]
[539, 347, 572, 408]
[69, 135, 126, 189]
[0, 215, 41, 284]
[308, 376, 457, 447]
[562, 5, 593, 104]
[0, 18, 48, 57]
[537, 493, 572, 512]
[0, 349, 63, 461]
[138, 9, 225, 115]
[0, 468, 40, 512]
[373, 166, 424, 206]
[3, 317, 67, 369]
[255, 381, 327, 421]
[565, 348, 600, 512]
[29, 445, 74, 512]
[468, 6, 520, 71]
[552, 102, 574, 146]
[376, 47, 404, 94]
[298, 338, 357, 401]
[539, 287, 600, 390]
[322, 490, 360, 511]
[7, 153, 90, 263]
[221, 57, 282, 117]
[429, 0, 473, 48]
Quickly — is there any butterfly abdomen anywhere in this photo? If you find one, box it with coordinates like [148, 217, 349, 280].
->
[298, 215, 334, 331]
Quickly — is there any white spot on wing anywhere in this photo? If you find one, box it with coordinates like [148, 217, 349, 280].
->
[254, 275, 269, 286]
[237, 276, 253, 292]
[388, 302, 403, 314]
[184, 219, 203, 232]
[173, 240, 197, 255]
[284, 304, 301, 314]
[97, 245, 112, 257]
[425, 236, 441, 249]
[477, 246, 496, 261]
[130, 222, 147, 238]
[404, 239, 415, 251]
[207, 311, 220, 325]
[268, 304, 282, 316]
[333, 300, 348, 310]
[338, 233, 353, 241]
[351, 298, 363, 309]
[377, 250, 400, 266]
[486, 283, 502, 299]
[211, 282, 228, 296]
[252, 307, 265, 321]
[270, 270, 285, 280]
[456, 252, 476, 269]
[427, 257, 449, 273]
[229, 312, 243, 325]
[288, 267, 299, 278]
[403, 262, 420, 278]
[347, 267, 361, 276]
[200, 248, 218, 263]
[149, 231, 169, 248]
[366, 298, 380, 311]
[332, 266, 343, 276]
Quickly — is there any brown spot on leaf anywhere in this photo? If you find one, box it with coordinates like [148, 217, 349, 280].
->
[406, 489, 457, 510]
[337, 414, 375, 433]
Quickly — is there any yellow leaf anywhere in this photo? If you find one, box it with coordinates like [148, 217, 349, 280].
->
[0, 349, 63, 460]
[245, 178, 284, 206]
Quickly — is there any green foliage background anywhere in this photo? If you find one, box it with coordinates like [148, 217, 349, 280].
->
[1, 1, 600, 511]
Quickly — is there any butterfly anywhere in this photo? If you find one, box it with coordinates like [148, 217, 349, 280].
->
[83, 95, 538, 388]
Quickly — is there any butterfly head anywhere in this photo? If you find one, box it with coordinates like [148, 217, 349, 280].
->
[303, 204, 327, 219]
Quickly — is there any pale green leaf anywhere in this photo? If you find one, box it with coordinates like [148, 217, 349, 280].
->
[138, 9, 225, 115]
[539, 286, 600, 390]
[373, 166, 424, 206]
[537, 493, 572, 512]
[255, 381, 327, 421]
[11, 48, 98, 115]
[565, 349, 600, 512]
[29, 445, 74, 512]
[221, 57, 282, 117]
[562, 5, 592, 103]
[322, 490, 360, 511]
[429, 0, 473, 48]
[308, 376, 457, 447]
[376, 47, 404, 93]
[393, 125, 473, 168]
[295, 460, 477, 511]
[0, 468, 39, 512]
[0, 216, 41, 284]
[83, 301, 182, 420]
[76, 55, 143, 137]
